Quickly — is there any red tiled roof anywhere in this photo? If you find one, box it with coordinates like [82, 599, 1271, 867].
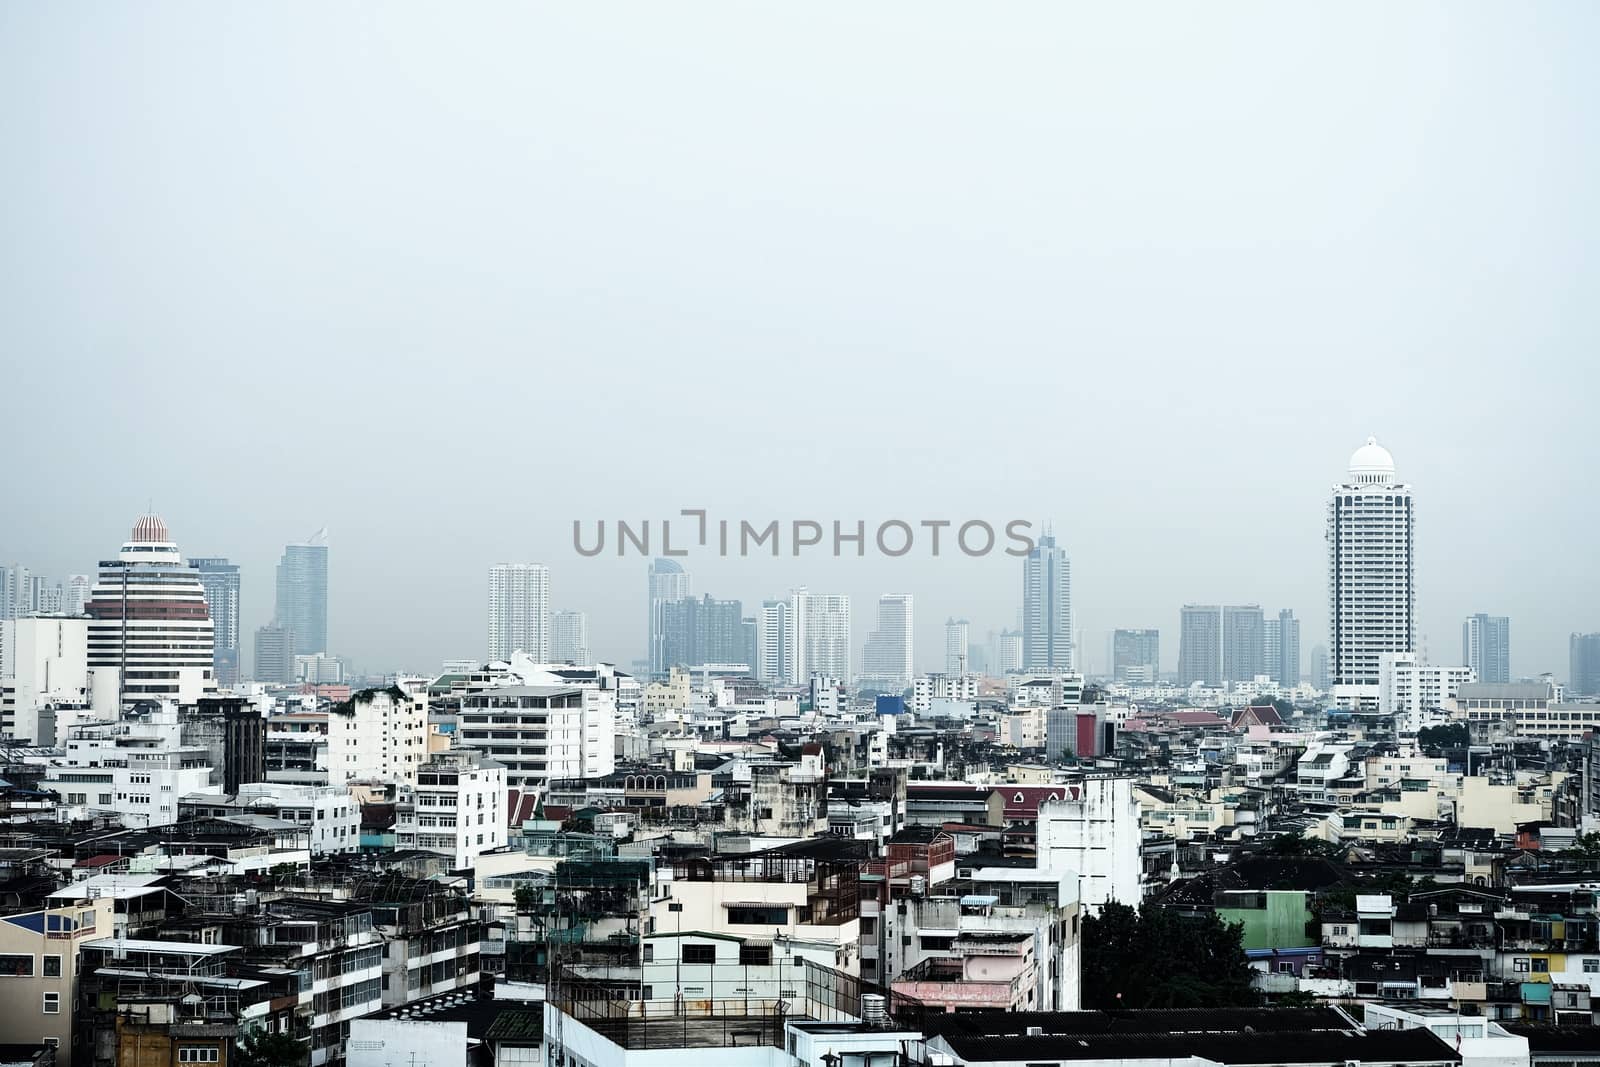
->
[1000, 784, 1084, 819]
[506, 788, 540, 827]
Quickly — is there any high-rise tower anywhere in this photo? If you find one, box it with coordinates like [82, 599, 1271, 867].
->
[1328, 437, 1415, 709]
[861, 594, 914, 692]
[945, 618, 970, 676]
[1462, 614, 1511, 685]
[275, 531, 328, 656]
[647, 558, 691, 677]
[1023, 533, 1073, 671]
[87, 515, 214, 704]
[488, 563, 551, 661]
[191, 557, 241, 687]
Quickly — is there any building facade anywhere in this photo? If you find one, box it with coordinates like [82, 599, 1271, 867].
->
[1328, 437, 1415, 709]
[646, 558, 691, 677]
[1178, 605, 1222, 687]
[1022, 533, 1072, 671]
[791, 589, 851, 683]
[1575, 633, 1600, 698]
[86, 515, 214, 705]
[275, 534, 329, 656]
[551, 609, 589, 665]
[1112, 629, 1159, 684]
[1463, 614, 1511, 685]
[190, 557, 241, 687]
[394, 748, 507, 869]
[488, 563, 550, 662]
[861, 594, 914, 693]
[945, 617, 969, 676]
[253, 624, 295, 685]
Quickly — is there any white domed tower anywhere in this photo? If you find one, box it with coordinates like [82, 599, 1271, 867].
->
[1327, 437, 1415, 710]
[86, 514, 215, 706]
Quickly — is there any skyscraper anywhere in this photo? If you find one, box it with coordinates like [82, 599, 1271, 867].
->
[192, 557, 241, 687]
[1222, 605, 1265, 683]
[1112, 629, 1160, 683]
[1328, 437, 1415, 709]
[945, 618, 970, 675]
[1178, 606, 1222, 686]
[1462, 614, 1511, 685]
[487, 563, 550, 661]
[658, 594, 747, 669]
[791, 589, 851, 682]
[1023, 532, 1072, 671]
[1571, 633, 1600, 698]
[756, 599, 792, 684]
[996, 629, 1023, 674]
[647, 558, 691, 676]
[1310, 644, 1330, 692]
[275, 531, 329, 656]
[1271, 609, 1301, 686]
[860, 594, 914, 692]
[551, 610, 590, 665]
[87, 515, 215, 704]
[253, 624, 295, 684]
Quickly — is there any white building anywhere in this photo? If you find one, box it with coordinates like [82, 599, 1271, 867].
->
[945, 618, 970, 675]
[488, 563, 551, 662]
[42, 706, 215, 827]
[1033, 776, 1142, 913]
[791, 589, 851, 683]
[551, 609, 590, 665]
[181, 781, 360, 855]
[327, 685, 428, 788]
[457, 685, 614, 788]
[1379, 652, 1475, 734]
[860, 594, 913, 693]
[86, 514, 215, 705]
[912, 673, 980, 713]
[1328, 438, 1415, 711]
[0, 615, 91, 743]
[1023, 533, 1073, 672]
[395, 748, 507, 869]
[294, 652, 345, 684]
[755, 599, 792, 684]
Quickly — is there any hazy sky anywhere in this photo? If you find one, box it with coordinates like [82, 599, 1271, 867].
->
[3, 4, 1596, 680]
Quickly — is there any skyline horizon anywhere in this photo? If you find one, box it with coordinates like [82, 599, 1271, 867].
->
[2, 433, 1581, 682]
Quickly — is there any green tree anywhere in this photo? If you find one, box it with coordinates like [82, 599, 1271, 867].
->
[234, 1028, 307, 1067]
[1080, 901, 1259, 1009]
[514, 884, 538, 913]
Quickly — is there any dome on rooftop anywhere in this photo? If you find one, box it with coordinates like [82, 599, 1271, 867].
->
[1348, 436, 1396, 485]
[130, 514, 171, 543]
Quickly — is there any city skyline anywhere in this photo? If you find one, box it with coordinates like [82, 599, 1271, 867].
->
[0, 444, 1583, 682]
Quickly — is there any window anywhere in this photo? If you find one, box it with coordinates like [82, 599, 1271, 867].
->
[740, 945, 772, 966]
[1277, 962, 1295, 974]
[42, 992, 59, 1014]
[726, 906, 787, 926]
[0, 956, 34, 977]
[178, 1049, 220, 1063]
[682, 944, 716, 965]
[1585, 959, 1598, 974]
[1533, 958, 1550, 974]
[42, 956, 61, 978]
[1514, 958, 1531, 973]
[642, 944, 654, 963]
